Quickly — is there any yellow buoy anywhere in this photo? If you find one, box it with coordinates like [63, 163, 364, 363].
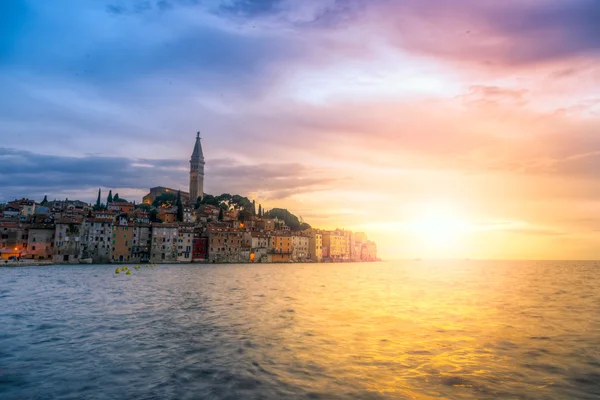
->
[126, 270, 131, 275]
[115, 268, 120, 274]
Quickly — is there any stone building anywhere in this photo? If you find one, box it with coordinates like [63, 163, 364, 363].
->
[27, 224, 55, 260]
[54, 218, 83, 263]
[177, 224, 194, 263]
[131, 224, 151, 263]
[80, 218, 113, 263]
[292, 234, 310, 261]
[150, 223, 178, 263]
[204, 227, 247, 263]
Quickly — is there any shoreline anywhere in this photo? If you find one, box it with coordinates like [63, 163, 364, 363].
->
[1, 259, 382, 268]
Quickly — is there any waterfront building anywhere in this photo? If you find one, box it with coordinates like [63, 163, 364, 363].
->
[150, 223, 179, 263]
[0, 221, 28, 255]
[111, 223, 134, 263]
[177, 224, 194, 262]
[270, 235, 292, 263]
[204, 227, 247, 263]
[322, 230, 347, 261]
[192, 227, 208, 262]
[292, 234, 310, 261]
[362, 241, 378, 261]
[54, 218, 83, 263]
[27, 224, 55, 260]
[308, 231, 323, 262]
[80, 218, 113, 263]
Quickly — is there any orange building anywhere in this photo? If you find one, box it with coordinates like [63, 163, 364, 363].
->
[271, 234, 292, 253]
[112, 225, 134, 262]
[157, 209, 177, 223]
[107, 202, 135, 214]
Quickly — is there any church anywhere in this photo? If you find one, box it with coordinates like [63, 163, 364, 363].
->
[142, 132, 205, 205]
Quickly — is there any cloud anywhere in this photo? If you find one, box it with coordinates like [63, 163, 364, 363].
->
[0, 148, 186, 200]
[0, 149, 337, 203]
[207, 158, 343, 200]
[371, 0, 600, 67]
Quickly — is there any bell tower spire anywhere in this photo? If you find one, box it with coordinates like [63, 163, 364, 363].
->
[189, 131, 205, 203]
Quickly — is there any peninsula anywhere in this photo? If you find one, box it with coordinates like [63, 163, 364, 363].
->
[1, 133, 378, 265]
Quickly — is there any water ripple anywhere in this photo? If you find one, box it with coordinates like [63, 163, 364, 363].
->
[1, 261, 600, 399]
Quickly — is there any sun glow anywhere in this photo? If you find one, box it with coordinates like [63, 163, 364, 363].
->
[407, 203, 470, 253]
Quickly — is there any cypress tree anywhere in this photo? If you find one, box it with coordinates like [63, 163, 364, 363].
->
[176, 191, 184, 222]
[107, 190, 113, 203]
[114, 193, 120, 202]
[258, 204, 262, 217]
[252, 200, 256, 216]
[95, 188, 101, 210]
[218, 208, 224, 221]
[41, 195, 48, 205]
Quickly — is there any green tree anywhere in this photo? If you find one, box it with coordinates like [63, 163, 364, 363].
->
[238, 209, 252, 222]
[176, 191, 184, 222]
[136, 203, 152, 211]
[264, 208, 304, 230]
[258, 204, 262, 217]
[41, 195, 48, 206]
[149, 209, 162, 223]
[252, 200, 256, 216]
[152, 192, 177, 208]
[218, 208, 224, 221]
[94, 188, 102, 210]
[107, 190, 113, 203]
[114, 193, 119, 201]
[199, 194, 220, 208]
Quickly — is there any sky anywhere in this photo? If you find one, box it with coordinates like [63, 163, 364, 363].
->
[1, 0, 599, 259]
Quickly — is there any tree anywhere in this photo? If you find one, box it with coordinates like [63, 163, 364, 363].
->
[94, 188, 102, 210]
[136, 203, 152, 211]
[264, 208, 304, 230]
[218, 208, 224, 221]
[252, 200, 256, 216]
[176, 191, 184, 222]
[258, 204, 262, 217]
[113, 193, 120, 202]
[107, 190, 113, 203]
[238, 209, 252, 222]
[149, 209, 162, 223]
[152, 192, 177, 208]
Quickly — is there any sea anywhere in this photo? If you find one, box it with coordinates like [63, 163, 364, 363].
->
[1, 260, 600, 399]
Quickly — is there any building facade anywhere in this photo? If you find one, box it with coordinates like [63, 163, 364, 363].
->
[80, 218, 113, 263]
[177, 225, 194, 262]
[309, 231, 323, 262]
[27, 225, 54, 260]
[150, 223, 179, 263]
[292, 235, 309, 261]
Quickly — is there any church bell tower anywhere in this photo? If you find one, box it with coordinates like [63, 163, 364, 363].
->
[189, 131, 205, 203]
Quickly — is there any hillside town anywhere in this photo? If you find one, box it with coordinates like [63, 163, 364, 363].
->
[0, 133, 378, 265]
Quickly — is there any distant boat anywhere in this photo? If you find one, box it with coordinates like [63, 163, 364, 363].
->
[79, 258, 93, 264]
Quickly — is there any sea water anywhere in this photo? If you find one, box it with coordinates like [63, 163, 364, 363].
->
[1, 260, 599, 399]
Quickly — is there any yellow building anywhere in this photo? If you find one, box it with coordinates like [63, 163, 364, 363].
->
[308, 231, 322, 262]
[322, 230, 350, 261]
